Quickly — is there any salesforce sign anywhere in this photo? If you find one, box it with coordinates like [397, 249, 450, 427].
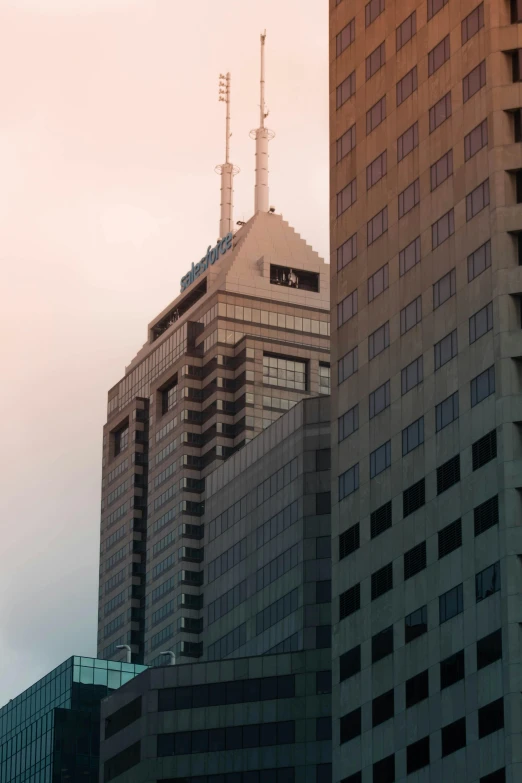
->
[180, 232, 233, 293]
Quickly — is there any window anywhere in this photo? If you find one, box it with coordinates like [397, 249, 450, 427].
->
[337, 178, 357, 216]
[372, 689, 394, 726]
[338, 346, 358, 383]
[316, 536, 331, 559]
[433, 268, 456, 308]
[403, 478, 425, 517]
[402, 417, 424, 455]
[478, 698, 504, 738]
[316, 492, 331, 515]
[316, 449, 331, 471]
[475, 495, 499, 536]
[439, 583, 463, 623]
[337, 233, 357, 270]
[113, 424, 129, 456]
[370, 440, 391, 478]
[368, 321, 389, 359]
[398, 178, 420, 218]
[400, 296, 422, 334]
[317, 765, 332, 783]
[429, 92, 452, 133]
[373, 755, 395, 783]
[365, 0, 384, 27]
[316, 625, 331, 649]
[466, 179, 490, 221]
[316, 717, 332, 741]
[341, 773, 362, 783]
[263, 354, 307, 390]
[472, 429, 497, 470]
[401, 355, 423, 393]
[396, 11, 416, 51]
[468, 240, 491, 281]
[428, 35, 450, 76]
[477, 629, 502, 670]
[434, 330, 457, 370]
[407, 737, 430, 773]
[336, 71, 356, 109]
[372, 625, 393, 662]
[396, 66, 417, 105]
[319, 362, 330, 394]
[436, 391, 459, 431]
[369, 380, 390, 418]
[439, 519, 462, 558]
[366, 42, 386, 80]
[462, 1, 484, 41]
[368, 264, 389, 303]
[404, 541, 426, 579]
[512, 0, 522, 22]
[339, 523, 360, 560]
[441, 717, 466, 756]
[431, 149, 453, 190]
[337, 125, 356, 164]
[428, 0, 448, 20]
[366, 95, 386, 134]
[397, 122, 419, 162]
[161, 381, 177, 415]
[371, 501, 392, 538]
[104, 741, 140, 782]
[471, 365, 495, 407]
[340, 583, 360, 620]
[405, 605, 427, 642]
[340, 645, 361, 681]
[465, 118, 488, 162]
[339, 405, 359, 442]
[470, 302, 493, 343]
[340, 708, 361, 744]
[476, 561, 500, 602]
[367, 151, 387, 190]
[481, 771, 506, 783]
[463, 60, 486, 102]
[337, 289, 358, 327]
[339, 464, 359, 500]
[440, 650, 465, 689]
[367, 206, 388, 245]
[405, 670, 429, 707]
[371, 562, 393, 600]
[336, 19, 355, 56]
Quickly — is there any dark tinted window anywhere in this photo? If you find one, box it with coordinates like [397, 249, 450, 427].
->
[440, 650, 465, 689]
[407, 736, 430, 773]
[441, 717, 466, 756]
[366, 0, 385, 27]
[339, 523, 360, 560]
[480, 770, 506, 783]
[463, 60, 486, 103]
[396, 12, 416, 51]
[477, 629, 502, 670]
[372, 625, 394, 663]
[337, 232, 357, 269]
[428, 35, 450, 76]
[372, 754, 395, 782]
[439, 584, 463, 623]
[372, 689, 394, 726]
[371, 562, 393, 599]
[340, 584, 360, 620]
[465, 118, 488, 161]
[428, 0, 448, 20]
[466, 179, 490, 221]
[476, 561, 500, 602]
[337, 72, 356, 109]
[366, 96, 386, 134]
[336, 18, 355, 56]
[405, 669, 429, 707]
[431, 149, 453, 190]
[405, 605, 427, 642]
[462, 2, 484, 42]
[478, 698, 504, 738]
[397, 66, 417, 105]
[438, 518, 462, 558]
[340, 645, 361, 681]
[404, 541, 426, 579]
[371, 501, 392, 537]
[366, 42, 386, 80]
[437, 454, 460, 494]
[429, 92, 452, 133]
[403, 478, 425, 517]
[340, 708, 361, 744]
[316, 717, 332, 741]
[316, 670, 332, 694]
[474, 495, 499, 536]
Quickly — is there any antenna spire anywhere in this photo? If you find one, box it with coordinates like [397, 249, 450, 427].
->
[216, 72, 239, 238]
[250, 31, 275, 214]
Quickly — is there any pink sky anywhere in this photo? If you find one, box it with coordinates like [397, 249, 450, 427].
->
[0, 0, 328, 702]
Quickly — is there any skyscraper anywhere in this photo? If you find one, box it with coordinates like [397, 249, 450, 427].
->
[330, 1, 521, 781]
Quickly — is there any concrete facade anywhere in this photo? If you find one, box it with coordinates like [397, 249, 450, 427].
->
[329, 1, 522, 781]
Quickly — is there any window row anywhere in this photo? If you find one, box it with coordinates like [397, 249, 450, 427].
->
[158, 674, 295, 711]
[157, 721, 295, 756]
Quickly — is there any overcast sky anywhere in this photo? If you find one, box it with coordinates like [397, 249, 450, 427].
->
[0, 0, 329, 704]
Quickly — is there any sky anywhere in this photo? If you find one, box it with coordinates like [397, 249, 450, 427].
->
[0, 0, 329, 705]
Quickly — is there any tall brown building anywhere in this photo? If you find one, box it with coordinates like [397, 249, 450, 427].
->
[330, 1, 522, 782]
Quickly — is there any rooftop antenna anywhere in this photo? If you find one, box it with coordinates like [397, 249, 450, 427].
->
[215, 73, 239, 238]
[250, 31, 275, 214]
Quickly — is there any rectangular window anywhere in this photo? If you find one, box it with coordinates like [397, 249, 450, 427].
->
[366, 151, 387, 190]
[338, 346, 358, 383]
[337, 289, 358, 326]
[472, 429, 497, 470]
[405, 670, 429, 707]
[480, 771, 506, 783]
[431, 149, 453, 190]
[466, 179, 490, 221]
[405, 605, 427, 642]
[437, 454, 460, 494]
[339, 583, 360, 620]
[366, 42, 386, 80]
[366, 95, 386, 134]
[337, 233, 357, 271]
[372, 625, 393, 662]
[429, 92, 452, 133]
[474, 495, 499, 536]
[365, 0, 384, 27]
[398, 178, 420, 218]
[476, 561, 500, 602]
[428, 0, 448, 20]
[436, 391, 459, 431]
[337, 178, 357, 216]
[368, 321, 389, 359]
[478, 699, 504, 738]
[407, 737, 430, 774]
[338, 404, 359, 442]
[477, 629, 502, 670]
[370, 440, 391, 478]
[396, 11, 416, 51]
[468, 239, 491, 281]
[471, 365, 495, 407]
[401, 355, 423, 393]
[340, 708, 361, 744]
[336, 124, 356, 163]
[368, 264, 389, 302]
[263, 354, 307, 391]
[369, 379, 390, 418]
[438, 518, 462, 558]
[402, 417, 424, 455]
[371, 501, 392, 538]
[403, 478, 425, 517]
[336, 18, 355, 56]
[367, 206, 388, 245]
[404, 540, 427, 579]
[316, 492, 330, 515]
[397, 66, 418, 106]
[339, 523, 360, 560]
[432, 209, 455, 248]
[371, 562, 393, 600]
[463, 60, 486, 103]
[428, 35, 450, 76]
[433, 268, 456, 308]
[465, 118, 488, 161]
[400, 296, 422, 334]
[372, 689, 394, 727]
[339, 464, 359, 500]
[397, 122, 419, 162]
[434, 329, 458, 370]
[373, 756, 395, 782]
[470, 301, 493, 343]
[439, 583, 463, 623]
[336, 71, 356, 109]
[399, 236, 421, 276]
[440, 650, 465, 689]
[340, 645, 361, 681]
[442, 717, 466, 756]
